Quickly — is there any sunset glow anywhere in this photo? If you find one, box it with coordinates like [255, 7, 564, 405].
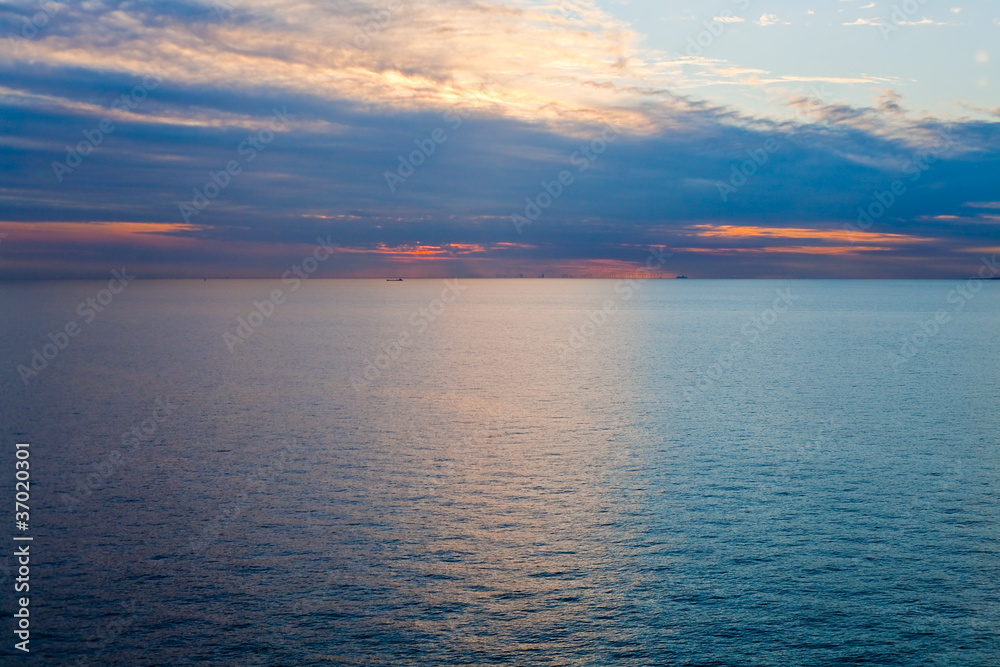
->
[1, 0, 998, 278]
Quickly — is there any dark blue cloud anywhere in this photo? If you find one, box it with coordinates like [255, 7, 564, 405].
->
[2, 53, 999, 278]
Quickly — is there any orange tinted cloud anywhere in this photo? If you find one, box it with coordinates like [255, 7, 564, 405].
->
[676, 245, 893, 255]
[7, 0, 662, 136]
[0, 221, 201, 244]
[687, 224, 929, 244]
[445, 243, 487, 253]
[336, 243, 487, 258]
[494, 242, 538, 249]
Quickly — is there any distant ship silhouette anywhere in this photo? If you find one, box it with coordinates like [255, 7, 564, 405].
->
[386, 278, 403, 281]
[676, 275, 688, 279]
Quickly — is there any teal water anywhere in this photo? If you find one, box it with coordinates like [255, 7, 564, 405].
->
[1, 279, 998, 665]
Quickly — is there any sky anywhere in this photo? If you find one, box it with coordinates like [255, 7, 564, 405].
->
[0, 0, 998, 278]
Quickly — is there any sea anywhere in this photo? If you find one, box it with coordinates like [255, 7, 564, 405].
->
[0, 279, 998, 665]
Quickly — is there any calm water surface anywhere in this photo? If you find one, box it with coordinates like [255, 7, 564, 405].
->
[0, 279, 997, 665]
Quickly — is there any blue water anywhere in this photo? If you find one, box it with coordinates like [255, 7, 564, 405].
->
[1, 279, 998, 665]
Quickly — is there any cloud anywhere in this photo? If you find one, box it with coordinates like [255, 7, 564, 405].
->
[1, 0, 675, 135]
[686, 225, 931, 245]
[886, 17, 961, 27]
[675, 245, 897, 255]
[842, 17, 882, 26]
[0, 0, 998, 278]
[756, 13, 789, 27]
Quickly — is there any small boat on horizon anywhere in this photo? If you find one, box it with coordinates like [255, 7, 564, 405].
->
[386, 278, 404, 281]
[676, 275, 688, 279]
